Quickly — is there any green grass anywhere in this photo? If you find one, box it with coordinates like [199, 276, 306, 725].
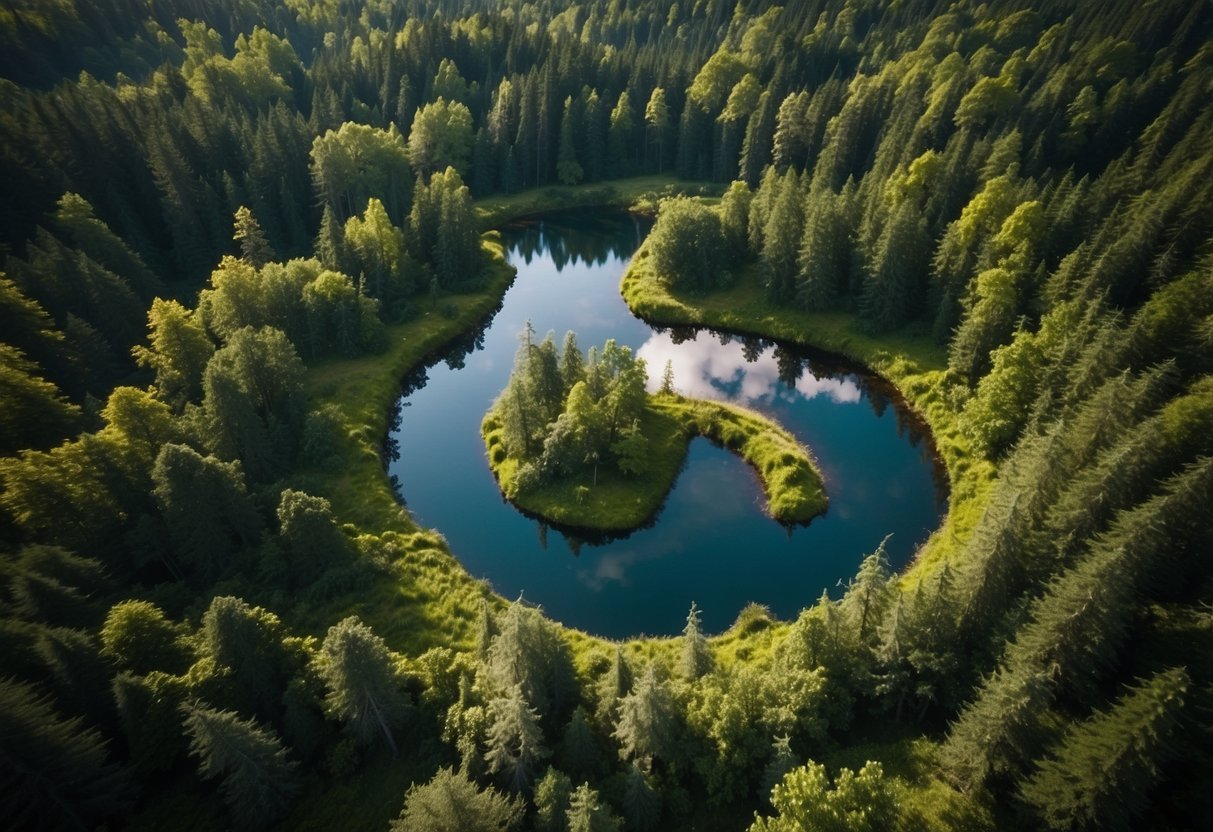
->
[480, 394, 826, 533]
[621, 240, 997, 591]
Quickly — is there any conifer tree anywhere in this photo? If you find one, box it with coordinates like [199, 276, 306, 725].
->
[393, 766, 522, 832]
[233, 205, 275, 269]
[1019, 667, 1189, 832]
[566, 783, 621, 832]
[315, 615, 407, 755]
[622, 761, 661, 831]
[0, 677, 133, 829]
[534, 766, 573, 832]
[181, 701, 298, 828]
[614, 664, 677, 768]
[484, 684, 549, 793]
[595, 645, 633, 730]
[557, 706, 601, 783]
[841, 535, 893, 643]
[679, 601, 713, 680]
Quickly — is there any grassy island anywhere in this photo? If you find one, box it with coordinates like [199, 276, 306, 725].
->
[484, 389, 827, 533]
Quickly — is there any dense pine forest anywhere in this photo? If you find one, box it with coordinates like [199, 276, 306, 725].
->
[1, 0, 1211, 830]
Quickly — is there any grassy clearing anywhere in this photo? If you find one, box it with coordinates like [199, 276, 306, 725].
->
[621, 240, 996, 590]
[480, 394, 827, 533]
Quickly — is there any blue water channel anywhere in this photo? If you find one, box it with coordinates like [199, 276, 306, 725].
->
[388, 210, 946, 638]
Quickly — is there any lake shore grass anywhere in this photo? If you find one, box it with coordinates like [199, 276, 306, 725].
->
[290, 177, 717, 653]
[620, 238, 997, 588]
[481, 393, 827, 532]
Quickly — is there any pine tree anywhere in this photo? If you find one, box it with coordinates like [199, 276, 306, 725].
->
[0, 676, 134, 829]
[761, 735, 799, 806]
[315, 615, 407, 755]
[484, 684, 549, 793]
[534, 767, 573, 832]
[393, 766, 522, 832]
[679, 601, 713, 680]
[644, 87, 670, 173]
[557, 97, 584, 185]
[622, 761, 661, 830]
[614, 664, 677, 768]
[557, 706, 601, 783]
[181, 701, 299, 828]
[1019, 667, 1189, 832]
[566, 783, 620, 832]
[841, 535, 893, 644]
[233, 205, 275, 269]
[595, 645, 633, 730]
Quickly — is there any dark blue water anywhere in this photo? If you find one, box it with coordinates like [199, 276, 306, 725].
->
[389, 210, 945, 637]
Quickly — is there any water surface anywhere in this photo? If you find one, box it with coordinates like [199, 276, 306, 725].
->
[389, 210, 945, 637]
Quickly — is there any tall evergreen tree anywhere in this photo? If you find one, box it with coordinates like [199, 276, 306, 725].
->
[1019, 667, 1189, 832]
[315, 616, 408, 755]
[181, 701, 299, 828]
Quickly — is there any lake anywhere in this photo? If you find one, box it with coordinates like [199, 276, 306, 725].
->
[388, 209, 946, 638]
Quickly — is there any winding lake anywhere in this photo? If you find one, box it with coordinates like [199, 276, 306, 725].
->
[388, 210, 946, 638]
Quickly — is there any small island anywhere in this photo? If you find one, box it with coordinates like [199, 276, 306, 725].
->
[481, 324, 827, 533]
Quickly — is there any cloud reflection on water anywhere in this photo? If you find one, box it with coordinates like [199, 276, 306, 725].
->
[636, 331, 862, 406]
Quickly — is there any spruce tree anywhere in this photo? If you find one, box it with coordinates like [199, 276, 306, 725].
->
[1019, 667, 1189, 832]
[232, 205, 274, 268]
[484, 684, 549, 793]
[315, 615, 407, 755]
[393, 766, 522, 832]
[613, 665, 677, 768]
[679, 601, 713, 680]
[181, 701, 299, 828]
[0, 677, 133, 829]
[622, 761, 661, 831]
[566, 783, 621, 832]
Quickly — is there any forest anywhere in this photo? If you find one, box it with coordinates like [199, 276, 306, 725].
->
[1, 0, 1211, 830]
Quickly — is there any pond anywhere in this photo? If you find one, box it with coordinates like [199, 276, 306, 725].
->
[388, 209, 946, 638]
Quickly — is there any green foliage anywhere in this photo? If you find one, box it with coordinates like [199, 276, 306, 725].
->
[0, 676, 133, 829]
[566, 782, 621, 832]
[101, 599, 189, 675]
[679, 601, 713, 681]
[310, 122, 412, 223]
[393, 766, 522, 832]
[315, 615, 408, 755]
[200, 325, 305, 481]
[484, 683, 549, 793]
[181, 701, 299, 828]
[152, 443, 260, 583]
[1019, 667, 1189, 831]
[132, 298, 215, 410]
[534, 766, 574, 832]
[749, 760, 897, 832]
[647, 197, 726, 293]
[233, 206, 275, 269]
[408, 98, 474, 178]
[614, 664, 678, 768]
[485, 597, 575, 718]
